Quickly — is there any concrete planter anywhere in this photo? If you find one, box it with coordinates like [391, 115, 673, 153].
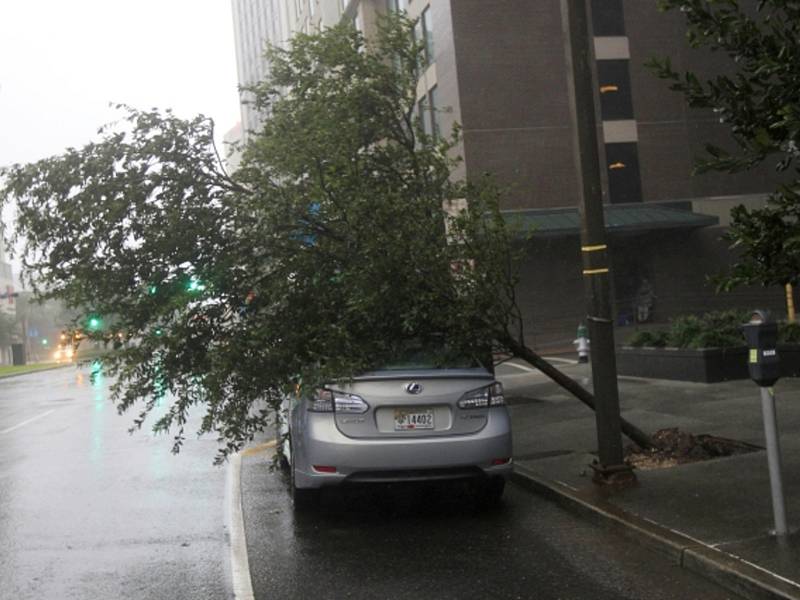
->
[616, 344, 800, 383]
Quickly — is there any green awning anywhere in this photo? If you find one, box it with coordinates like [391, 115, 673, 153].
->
[502, 203, 719, 237]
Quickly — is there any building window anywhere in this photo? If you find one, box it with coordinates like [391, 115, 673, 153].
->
[415, 6, 434, 66]
[605, 143, 642, 203]
[418, 85, 439, 140]
[591, 0, 626, 36]
[388, 0, 408, 12]
[428, 85, 439, 139]
[308, 0, 315, 17]
[597, 60, 634, 121]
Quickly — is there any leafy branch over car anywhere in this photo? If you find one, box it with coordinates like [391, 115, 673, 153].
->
[1, 13, 651, 461]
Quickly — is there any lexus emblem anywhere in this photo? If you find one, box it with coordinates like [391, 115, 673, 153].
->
[404, 382, 423, 395]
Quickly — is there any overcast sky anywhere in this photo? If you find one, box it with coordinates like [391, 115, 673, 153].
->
[0, 0, 242, 168]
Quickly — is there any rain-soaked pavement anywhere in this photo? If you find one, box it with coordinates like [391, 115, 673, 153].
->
[0, 365, 231, 600]
[1, 364, 742, 600]
[240, 448, 743, 600]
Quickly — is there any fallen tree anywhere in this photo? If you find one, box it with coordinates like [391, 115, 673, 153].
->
[0, 13, 651, 459]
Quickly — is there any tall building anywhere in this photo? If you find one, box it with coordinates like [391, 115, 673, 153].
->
[232, 0, 783, 350]
[231, 0, 288, 137]
[0, 224, 15, 317]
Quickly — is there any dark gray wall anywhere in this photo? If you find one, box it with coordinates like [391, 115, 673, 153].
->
[624, 1, 781, 202]
[449, 0, 578, 210]
[515, 228, 785, 352]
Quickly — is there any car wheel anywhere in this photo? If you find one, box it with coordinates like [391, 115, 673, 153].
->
[476, 477, 505, 508]
[291, 465, 317, 510]
[289, 440, 317, 511]
[278, 451, 290, 472]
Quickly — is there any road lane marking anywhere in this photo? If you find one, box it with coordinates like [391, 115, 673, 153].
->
[501, 357, 579, 373]
[226, 452, 255, 600]
[0, 409, 56, 434]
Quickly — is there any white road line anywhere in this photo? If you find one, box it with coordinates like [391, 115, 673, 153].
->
[501, 362, 539, 373]
[226, 452, 255, 600]
[501, 357, 578, 373]
[542, 356, 579, 366]
[0, 409, 56, 434]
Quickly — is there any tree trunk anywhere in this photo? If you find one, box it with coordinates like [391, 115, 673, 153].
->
[499, 333, 654, 450]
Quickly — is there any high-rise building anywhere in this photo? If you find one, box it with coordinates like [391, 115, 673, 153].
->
[231, 0, 287, 137]
[232, 1, 784, 349]
[0, 224, 16, 317]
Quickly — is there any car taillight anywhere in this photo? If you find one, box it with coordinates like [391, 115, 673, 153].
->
[308, 389, 369, 414]
[458, 382, 505, 409]
[308, 389, 334, 412]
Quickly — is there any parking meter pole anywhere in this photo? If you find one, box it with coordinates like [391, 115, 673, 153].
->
[760, 387, 788, 536]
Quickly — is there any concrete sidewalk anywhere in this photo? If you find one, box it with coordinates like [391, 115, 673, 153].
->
[498, 359, 800, 600]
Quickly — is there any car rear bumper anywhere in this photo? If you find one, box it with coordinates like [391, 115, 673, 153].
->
[292, 408, 513, 489]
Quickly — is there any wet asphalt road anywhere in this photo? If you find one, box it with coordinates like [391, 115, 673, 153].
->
[1, 365, 743, 600]
[241, 450, 742, 600]
[0, 366, 231, 600]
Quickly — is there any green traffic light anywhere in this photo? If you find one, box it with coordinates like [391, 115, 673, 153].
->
[187, 277, 206, 292]
[42, 339, 48, 346]
[88, 317, 102, 331]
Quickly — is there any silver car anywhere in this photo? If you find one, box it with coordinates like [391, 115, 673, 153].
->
[280, 350, 512, 509]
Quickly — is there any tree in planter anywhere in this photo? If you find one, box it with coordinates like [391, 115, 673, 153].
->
[649, 0, 800, 319]
[1, 14, 650, 460]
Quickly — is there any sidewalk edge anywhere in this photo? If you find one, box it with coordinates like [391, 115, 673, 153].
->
[511, 464, 800, 600]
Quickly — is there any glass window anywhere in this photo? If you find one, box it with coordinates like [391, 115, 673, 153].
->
[388, 0, 408, 12]
[423, 7, 433, 61]
[417, 86, 439, 139]
[418, 97, 430, 136]
[428, 85, 439, 139]
[308, 0, 315, 17]
[415, 7, 434, 66]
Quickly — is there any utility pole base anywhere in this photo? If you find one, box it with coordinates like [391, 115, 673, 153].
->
[590, 461, 637, 487]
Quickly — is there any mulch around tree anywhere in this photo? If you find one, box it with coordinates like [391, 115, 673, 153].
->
[625, 427, 761, 470]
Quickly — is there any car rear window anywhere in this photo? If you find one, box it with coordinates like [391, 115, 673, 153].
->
[379, 342, 486, 370]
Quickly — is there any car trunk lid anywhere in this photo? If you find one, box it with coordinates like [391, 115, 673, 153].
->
[332, 369, 494, 439]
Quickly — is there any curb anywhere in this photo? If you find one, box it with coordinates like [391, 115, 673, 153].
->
[511, 464, 800, 600]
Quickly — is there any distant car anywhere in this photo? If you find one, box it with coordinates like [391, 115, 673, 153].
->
[279, 345, 512, 509]
[53, 345, 74, 362]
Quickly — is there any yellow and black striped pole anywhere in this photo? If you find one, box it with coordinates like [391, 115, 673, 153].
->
[561, 0, 632, 483]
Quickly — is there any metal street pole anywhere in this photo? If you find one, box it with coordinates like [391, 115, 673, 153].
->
[760, 387, 788, 536]
[560, 0, 632, 483]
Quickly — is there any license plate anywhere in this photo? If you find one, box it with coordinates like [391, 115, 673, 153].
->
[394, 409, 434, 431]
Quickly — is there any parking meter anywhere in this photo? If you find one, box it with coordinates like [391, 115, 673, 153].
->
[742, 310, 780, 387]
[742, 310, 789, 535]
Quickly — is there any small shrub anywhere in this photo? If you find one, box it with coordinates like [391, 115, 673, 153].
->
[626, 309, 750, 349]
[667, 315, 704, 348]
[779, 322, 800, 343]
[684, 309, 749, 349]
[627, 330, 668, 348]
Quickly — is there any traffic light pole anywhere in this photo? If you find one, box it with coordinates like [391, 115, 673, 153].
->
[560, 0, 633, 484]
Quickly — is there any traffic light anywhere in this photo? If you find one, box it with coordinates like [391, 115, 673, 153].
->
[87, 316, 102, 331]
[187, 277, 206, 293]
